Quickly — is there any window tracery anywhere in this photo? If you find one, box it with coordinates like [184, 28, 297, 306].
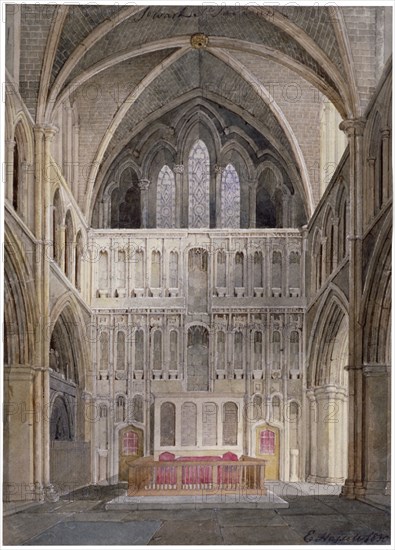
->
[157, 165, 176, 228]
[188, 140, 210, 228]
[221, 163, 240, 228]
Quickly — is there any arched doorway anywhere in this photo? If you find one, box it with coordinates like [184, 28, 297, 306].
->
[3, 230, 37, 501]
[50, 396, 72, 441]
[307, 291, 349, 484]
[118, 426, 144, 481]
[49, 304, 90, 489]
[255, 425, 280, 480]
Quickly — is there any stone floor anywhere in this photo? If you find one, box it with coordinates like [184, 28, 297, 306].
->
[2, 484, 391, 546]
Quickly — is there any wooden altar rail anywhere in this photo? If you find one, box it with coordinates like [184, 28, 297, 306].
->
[128, 457, 266, 496]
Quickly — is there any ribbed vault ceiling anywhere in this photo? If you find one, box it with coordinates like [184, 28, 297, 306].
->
[14, 4, 383, 218]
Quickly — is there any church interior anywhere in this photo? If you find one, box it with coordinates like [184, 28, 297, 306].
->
[2, 2, 393, 546]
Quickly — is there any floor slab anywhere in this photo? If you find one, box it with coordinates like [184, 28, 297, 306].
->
[148, 519, 223, 545]
[24, 520, 162, 546]
[276, 496, 338, 515]
[3, 512, 72, 546]
[221, 525, 305, 545]
[2, 488, 391, 546]
[216, 508, 287, 527]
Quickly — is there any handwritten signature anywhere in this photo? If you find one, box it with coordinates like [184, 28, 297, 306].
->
[304, 529, 390, 544]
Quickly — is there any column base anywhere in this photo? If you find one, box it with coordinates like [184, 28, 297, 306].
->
[341, 479, 365, 499]
[44, 483, 60, 502]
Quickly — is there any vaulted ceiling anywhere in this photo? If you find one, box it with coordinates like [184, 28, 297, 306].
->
[15, 4, 386, 218]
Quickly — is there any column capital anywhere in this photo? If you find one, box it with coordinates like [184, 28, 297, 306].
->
[215, 164, 224, 175]
[367, 156, 376, 166]
[138, 179, 150, 190]
[34, 124, 58, 140]
[339, 117, 366, 137]
[173, 164, 184, 174]
[44, 124, 59, 141]
[5, 139, 16, 151]
[381, 127, 391, 139]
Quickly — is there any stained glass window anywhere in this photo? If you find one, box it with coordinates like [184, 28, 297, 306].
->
[260, 429, 275, 455]
[221, 164, 240, 228]
[123, 431, 138, 455]
[188, 140, 210, 228]
[157, 165, 175, 228]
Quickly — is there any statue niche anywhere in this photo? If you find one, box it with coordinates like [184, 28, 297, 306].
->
[187, 325, 209, 391]
[111, 167, 141, 228]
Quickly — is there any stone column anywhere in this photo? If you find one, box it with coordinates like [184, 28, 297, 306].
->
[249, 181, 257, 228]
[58, 223, 66, 270]
[5, 139, 16, 204]
[215, 164, 223, 227]
[138, 179, 150, 228]
[196, 401, 203, 448]
[320, 236, 327, 281]
[72, 122, 80, 196]
[306, 389, 317, 482]
[19, 160, 29, 221]
[225, 250, 231, 297]
[314, 385, 344, 483]
[332, 216, 339, 269]
[365, 157, 375, 225]
[282, 192, 290, 227]
[339, 117, 366, 499]
[173, 164, 184, 227]
[32, 124, 58, 496]
[62, 104, 73, 185]
[33, 126, 45, 496]
[99, 200, 104, 228]
[43, 126, 58, 492]
[175, 402, 182, 448]
[290, 449, 299, 482]
[381, 127, 391, 203]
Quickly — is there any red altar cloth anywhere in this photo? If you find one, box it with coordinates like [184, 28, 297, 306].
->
[156, 452, 239, 485]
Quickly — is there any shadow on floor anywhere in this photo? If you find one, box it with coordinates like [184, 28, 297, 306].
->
[2, 485, 391, 546]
